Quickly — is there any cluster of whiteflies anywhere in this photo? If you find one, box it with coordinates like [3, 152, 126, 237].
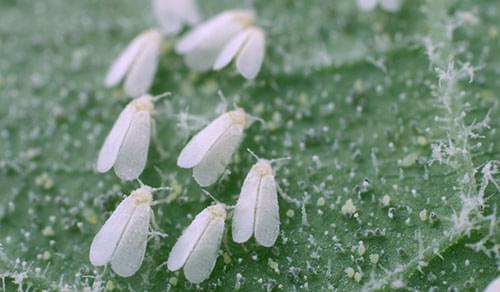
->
[105, 0, 266, 98]
[90, 1, 276, 283]
[91, 100, 281, 283]
[89, 0, 405, 285]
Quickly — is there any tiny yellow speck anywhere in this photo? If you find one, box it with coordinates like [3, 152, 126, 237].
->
[201, 79, 218, 95]
[223, 252, 231, 264]
[169, 277, 178, 286]
[253, 103, 265, 115]
[298, 93, 309, 105]
[354, 79, 364, 93]
[480, 89, 496, 103]
[83, 209, 98, 225]
[316, 197, 326, 207]
[160, 42, 172, 54]
[345, 267, 355, 278]
[267, 111, 283, 131]
[105, 280, 114, 291]
[419, 209, 428, 222]
[286, 209, 295, 218]
[165, 179, 182, 203]
[180, 80, 195, 96]
[369, 253, 379, 264]
[400, 152, 418, 167]
[489, 26, 498, 39]
[417, 136, 427, 146]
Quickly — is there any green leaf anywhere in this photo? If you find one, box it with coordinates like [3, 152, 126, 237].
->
[1, 0, 499, 290]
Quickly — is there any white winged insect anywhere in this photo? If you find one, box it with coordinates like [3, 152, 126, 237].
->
[152, 0, 200, 35]
[485, 276, 500, 292]
[96, 95, 156, 181]
[104, 29, 162, 97]
[356, 0, 401, 12]
[176, 10, 266, 79]
[232, 152, 286, 247]
[89, 184, 167, 277]
[177, 108, 247, 187]
[167, 203, 227, 284]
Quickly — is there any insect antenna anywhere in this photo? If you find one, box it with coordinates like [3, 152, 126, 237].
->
[152, 91, 171, 102]
[201, 189, 235, 209]
[246, 148, 261, 161]
[270, 156, 291, 165]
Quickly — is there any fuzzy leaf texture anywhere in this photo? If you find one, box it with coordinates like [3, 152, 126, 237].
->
[0, 0, 499, 291]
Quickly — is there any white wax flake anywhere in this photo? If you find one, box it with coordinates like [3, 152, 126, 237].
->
[168, 276, 178, 286]
[417, 136, 427, 145]
[345, 267, 355, 278]
[400, 152, 418, 167]
[42, 251, 51, 260]
[89, 185, 154, 277]
[176, 10, 266, 79]
[341, 199, 357, 216]
[222, 252, 231, 264]
[232, 160, 280, 247]
[267, 258, 280, 273]
[357, 241, 366, 256]
[235, 273, 243, 290]
[354, 271, 363, 282]
[167, 204, 227, 284]
[35, 172, 54, 189]
[316, 197, 326, 207]
[382, 194, 391, 207]
[177, 109, 246, 187]
[485, 276, 500, 292]
[41, 226, 55, 237]
[356, 0, 401, 12]
[104, 30, 162, 97]
[369, 253, 379, 264]
[419, 209, 428, 222]
[390, 279, 405, 289]
[152, 0, 200, 35]
[96, 95, 154, 181]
